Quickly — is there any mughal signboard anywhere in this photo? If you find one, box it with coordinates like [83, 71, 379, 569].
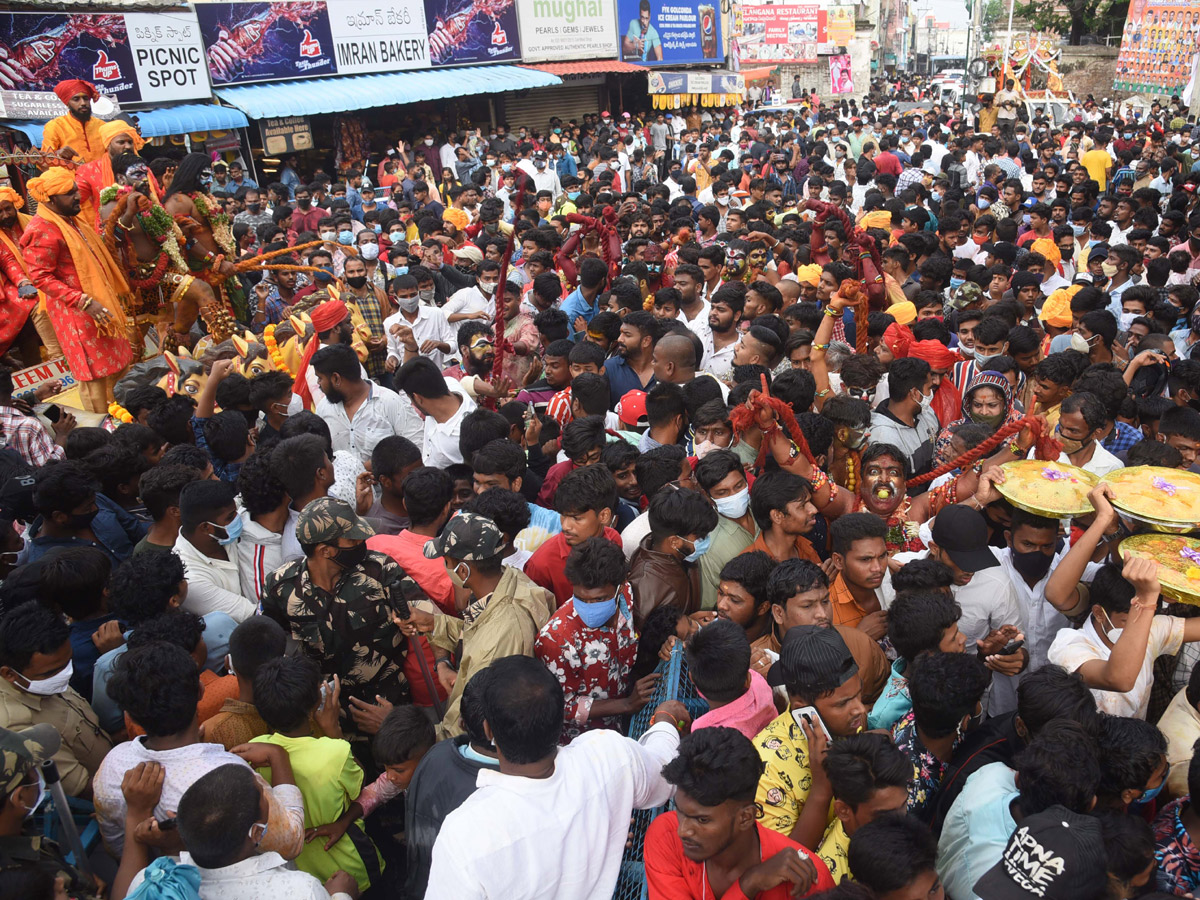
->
[514, 0, 617, 63]
[0, 10, 208, 107]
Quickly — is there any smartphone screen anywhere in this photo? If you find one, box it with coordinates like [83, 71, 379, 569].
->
[790, 705, 832, 742]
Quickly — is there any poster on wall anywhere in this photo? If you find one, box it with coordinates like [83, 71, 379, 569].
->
[326, 0, 430, 73]
[422, 0, 521, 65]
[828, 52, 852, 93]
[514, 0, 617, 62]
[0, 10, 209, 106]
[1112, 0, 1196, 95]
[735, 3, 822, 63]
[616, 0, 720, 65]
[196, 2, 338, 85]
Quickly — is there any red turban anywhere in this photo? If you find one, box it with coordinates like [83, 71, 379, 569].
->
[293, 300, 349, 409]
[53, 80, 100, 105]
[882, 322, 914, 358]
[908, 340, 959, 370]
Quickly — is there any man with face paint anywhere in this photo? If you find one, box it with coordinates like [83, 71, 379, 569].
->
[0, 604, 112, 798]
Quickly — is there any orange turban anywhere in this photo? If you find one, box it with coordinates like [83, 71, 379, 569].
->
[886, 299, 917, 325]
[53, 80, 99, 105]
[293, 300, 349, 410]
[99, 120, 145, 153]
[794, 263, 822, 286]
[0, 187, 23, 210]
[1031, 237, 1061, 266]
[309, 299, 348, 332]
[442, 207, 469, 232]
[27, 168, 77, 204]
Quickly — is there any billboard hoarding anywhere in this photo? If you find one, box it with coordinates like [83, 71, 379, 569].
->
[328, 0, 430, 73]
[1112, 0, 1194, 96]
[828, 52, 852, 93]
[647, 70, 743, 93]
[0, 11, 208, 106]
[617, 0, 721, 65]
[736, 3, 822, 63]
[423, 0, 521, 66]
[514, 0, 617, 63]
[195, 2, 337, 86]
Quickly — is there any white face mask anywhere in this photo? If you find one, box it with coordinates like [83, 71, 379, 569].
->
[1118, 311, 1138, 331]
[917, 389, 934, 412]
[1096, 607, 1122, 643]
[320, 230, 336, 242]
[359, 243, 380, 261]
[424, 139, 434, 146]
[478, 280, 496, 295]
[17, 660, 74, 696]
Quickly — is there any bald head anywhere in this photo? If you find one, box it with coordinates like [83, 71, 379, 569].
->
[652, 332, 699, 385]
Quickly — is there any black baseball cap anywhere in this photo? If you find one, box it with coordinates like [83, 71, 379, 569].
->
[930, 505, 999, 573]
[974, 806, 1106, 900]
[766, 626, 858, 690]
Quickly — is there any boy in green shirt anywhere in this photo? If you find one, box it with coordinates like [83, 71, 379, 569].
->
[250, 654, 383, 892]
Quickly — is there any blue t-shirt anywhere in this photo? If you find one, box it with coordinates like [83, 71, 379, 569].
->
[604, 356, 655, 408]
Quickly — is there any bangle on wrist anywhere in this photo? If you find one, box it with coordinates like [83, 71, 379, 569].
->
[823, 307, 840, 318]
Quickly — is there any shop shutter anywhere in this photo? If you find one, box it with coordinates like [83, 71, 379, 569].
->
[501, 82, 601, 132]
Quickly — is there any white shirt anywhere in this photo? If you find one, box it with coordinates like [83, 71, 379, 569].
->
[622, 510, 652, 560]
[991, 544, 1072, 672]
[426, 723, 680, 900]
[384, 304, 456, 370]
[315, 381, 412, 466]
[128, 851, 351, 900]
[1044, 442, 1124, 477]
[442, 285, 495, 320]
[1048, 613, 1184, 718]
[174, 530, 257, 623]
[422, 389, 477, 468]
[677, 298, 712, 346]
[93, 738, 250, 854]
[702, 336, 737, 382]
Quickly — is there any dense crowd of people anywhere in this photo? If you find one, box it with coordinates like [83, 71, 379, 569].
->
[2, 71, 1200, 900]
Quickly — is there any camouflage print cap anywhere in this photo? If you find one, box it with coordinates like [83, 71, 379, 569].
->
[947, 281, 983, 311]
[1, 723, 61, 794]
[296, 496, 376, 545]
[423, 511, 505, 562]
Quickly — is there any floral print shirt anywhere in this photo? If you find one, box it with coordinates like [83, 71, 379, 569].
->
[892, 710, 954, 824]
[1154, 797, 1200, 897]
[534, 582, 637, 744]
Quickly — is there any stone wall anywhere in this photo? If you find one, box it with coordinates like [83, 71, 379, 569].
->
[1057, 45, 1120, 101]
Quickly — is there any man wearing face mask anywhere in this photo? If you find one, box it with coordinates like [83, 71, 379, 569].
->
[174, 479, 257, 623]
[233, 187, 272, 232]
[394, 511, 555, 741]
[627, 487, 718, 629]
[263, 496, 422, 748]
[0, 723, 103, 896]
[0, 605, 113, 799]
[384, 273, 455, 371]
[341, 256, 390, 381]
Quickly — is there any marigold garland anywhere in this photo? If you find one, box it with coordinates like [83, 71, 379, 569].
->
[107, 401, 134, 424]
[263, 324, 292, 376]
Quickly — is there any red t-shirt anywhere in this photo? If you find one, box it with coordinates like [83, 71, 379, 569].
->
[526, 527, 624, 607]
[645, 812, 835, 899]
[873, 152, 903, 177]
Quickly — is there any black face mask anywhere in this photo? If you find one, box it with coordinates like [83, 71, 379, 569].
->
[68, 509, 98, 531]
[333, 542, 368, 570]
[345, 275, 368, 289]
[1010, 546, 1056, 583]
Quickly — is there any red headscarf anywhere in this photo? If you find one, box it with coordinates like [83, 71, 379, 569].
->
[908, 340, 963, 428]
[882, 322, 914, 359]
[292, 300, 348, 410]
[54, 80, 99, 105]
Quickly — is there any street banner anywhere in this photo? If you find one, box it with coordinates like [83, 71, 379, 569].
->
[514, 0, 618, 62]
[1112, 0, 1195, 95]
[647, 70, 743, 93]
[617, 0, 721, 65]
[196, 2, 337, 85]
[260, 115, 314, 153]
[423, 0, 521, 66]
[0, 10, 209, 106]
[735, 2, 822, 63]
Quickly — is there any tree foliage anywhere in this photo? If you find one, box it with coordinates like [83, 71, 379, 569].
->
[1012, 0, 1114, 44]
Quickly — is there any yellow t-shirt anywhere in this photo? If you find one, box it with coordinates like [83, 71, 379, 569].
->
[817, 817, 852, 884]
[754, 709, 834, 836]
[252, 733, 380, 890]
[1080, 148, 1112, 191]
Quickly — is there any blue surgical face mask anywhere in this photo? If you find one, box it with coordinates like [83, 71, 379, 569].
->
[713, 487, 750, 519]
[684, 534, 712, 563]
[1071, 223, 1086, 237]
[1022, 214, 1032, 227]
[1132, 776, 1165, 808]
[977, 198, 991, 210]
[372, 224, 382, 234]
[337, 230, 354, 245]
[208, 515, 243, 546]
[568, 191, 580, 201]
[573, 591, 618, 628]
[950, 276, 966, 289]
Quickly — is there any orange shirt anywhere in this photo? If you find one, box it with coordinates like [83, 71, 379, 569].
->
[40, 114, 106, 164]
[126, 670, 238, 738]
[744, 531, 821, 565]
[829, 572, 881, 630]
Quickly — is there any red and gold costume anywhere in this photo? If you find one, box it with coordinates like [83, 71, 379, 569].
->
[77, 121, 160, 228]
[19, 168, 133, 411]
[39, 80, 106, 165]
[0, 189, 39, 355]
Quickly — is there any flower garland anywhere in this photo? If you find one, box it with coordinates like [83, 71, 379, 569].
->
[263, 324, 292, 376]
[189, 192, 236, 256]
[107, 401, 134, 424]
[137, 203, 189, 273]
[127, 252, 170, 290]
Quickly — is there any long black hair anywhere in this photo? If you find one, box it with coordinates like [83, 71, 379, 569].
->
[164, 152, 212, 200]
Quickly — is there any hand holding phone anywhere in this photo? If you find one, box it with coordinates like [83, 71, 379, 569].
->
[790, 706, 831, 742]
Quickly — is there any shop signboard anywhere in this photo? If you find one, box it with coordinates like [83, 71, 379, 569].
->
[514, 0, 617, 63]
[647, 70, 742, 92]
[327, 0, 431, 73]
[0, 10, 208, 107]
[734, 0, 862, 62]
[422, 0, 521, 66]
[260, 115, 314, 153]
[616, 0, 721, 65]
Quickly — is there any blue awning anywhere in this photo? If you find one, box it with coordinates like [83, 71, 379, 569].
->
[134, 104, 249, 138]
[2, 121, 44, 145]
[215, 65, 563, 119]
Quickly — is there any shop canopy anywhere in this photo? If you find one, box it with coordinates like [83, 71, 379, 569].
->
[3, 103, 249, 146]
[215, 65, 563, 120]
